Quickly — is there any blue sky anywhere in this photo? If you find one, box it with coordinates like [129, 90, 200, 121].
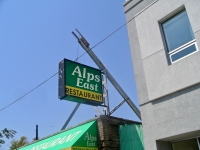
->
[0, 0, 139, 148]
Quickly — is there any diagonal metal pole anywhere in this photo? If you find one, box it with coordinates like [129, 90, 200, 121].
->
[61, 103, 81, 130]
[93, 106, 101, 115]
[109, 99, 126, 116]
[72, 30, 141, 120]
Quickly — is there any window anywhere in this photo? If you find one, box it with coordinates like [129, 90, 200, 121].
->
[198, 138, 200, 149]
[171, 137, 200, 150]
[161, 10, 198, 63]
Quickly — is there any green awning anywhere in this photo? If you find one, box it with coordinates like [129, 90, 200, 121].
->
[19, 121, 98, 150]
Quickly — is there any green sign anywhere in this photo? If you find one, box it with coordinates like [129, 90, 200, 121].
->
[59, 59, 103, 105]
[19, 121, 98, 150]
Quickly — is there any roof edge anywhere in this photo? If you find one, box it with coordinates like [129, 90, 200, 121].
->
[20, 115, 141, 148]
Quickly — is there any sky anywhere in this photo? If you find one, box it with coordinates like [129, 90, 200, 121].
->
[0, 0, 139, 149]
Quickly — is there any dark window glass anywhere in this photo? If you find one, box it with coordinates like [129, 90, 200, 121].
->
[172, 138, 199, 150]
[162, 10, 195, 52]
[171, 44, 196, 62]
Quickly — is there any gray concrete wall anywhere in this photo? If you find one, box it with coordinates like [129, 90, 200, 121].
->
[124, 0, 155, 105]
[141, 83, 200, 150]
[124, 0, 200, 150]
[134, 0, 200, 101]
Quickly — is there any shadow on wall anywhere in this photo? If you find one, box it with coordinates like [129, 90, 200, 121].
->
[119, 124, 145, 150]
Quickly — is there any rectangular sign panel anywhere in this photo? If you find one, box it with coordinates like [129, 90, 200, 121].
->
[59, 59, 103, 105]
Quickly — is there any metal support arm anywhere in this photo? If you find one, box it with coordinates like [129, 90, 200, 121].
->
[61, 103, 81, 130]
[72, 30, 141, 120]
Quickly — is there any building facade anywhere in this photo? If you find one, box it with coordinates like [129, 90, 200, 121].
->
[123, 0, 200, 150]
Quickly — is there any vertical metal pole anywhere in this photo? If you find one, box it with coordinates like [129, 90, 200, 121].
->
[105, 73, 110, 116]
[36, 125, 38, 140]
[61, 103, 81, 130]
[102, 74, 107, 115]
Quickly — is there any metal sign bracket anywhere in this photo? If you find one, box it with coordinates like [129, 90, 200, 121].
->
[72, 29, 141, 120]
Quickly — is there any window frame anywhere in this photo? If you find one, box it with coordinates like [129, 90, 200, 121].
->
[160, 9, 198, 64]
[170, 136, 200, 150]
[169, 40, 198, 63]
[198, 137, 200, 149]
